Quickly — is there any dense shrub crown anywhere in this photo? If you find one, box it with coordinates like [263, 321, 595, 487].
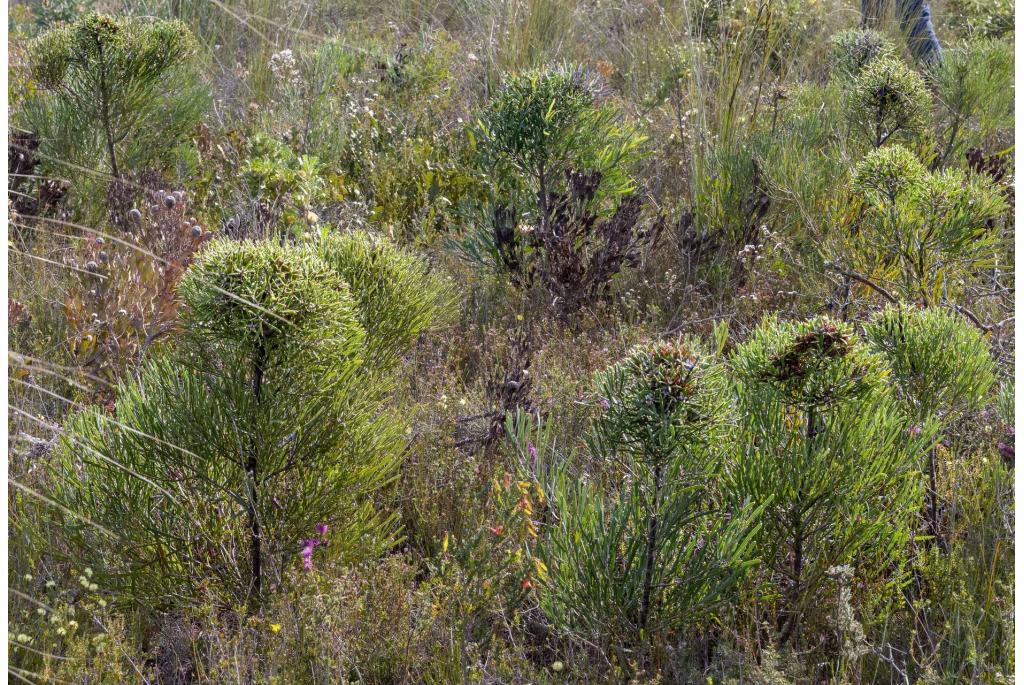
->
[864, 305, 995, 420]
[850, 145, 1007, 303]
[849, 57, 931, 147]
[731, 315, 887, 409]
[307, 230, 452, 371]
[829, 28, 897, 81]
[179, 239, 365, 367]
[853, 144, 927, 203]
[478, 62, 645, 205]
[26, 12, 207, 176]
[593, 338, 730, 460]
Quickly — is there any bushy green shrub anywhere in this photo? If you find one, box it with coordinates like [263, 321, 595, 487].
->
[931, 39, 1014, 163]
[850, 145, 1007, 304]
[828, 29, 897, 82]
[46, 238, 448, 610]
[729, 316, 931, 644]
[477, 62, 643, 208]
[864, 305, 995, 549]
[307, 229, 453, 371]
[25, 13, 208, 178]
[864, 305, 995, 422]
[462, 64, 657, 315]
[541, 339, 758, 664]
[848, 57, 931, 148]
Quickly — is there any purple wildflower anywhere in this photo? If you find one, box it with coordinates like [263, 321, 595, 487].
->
[998, 441, 1014, 464]
[315, 523, 328, 538]
[300, 537, 322, 571]
[908, 425, 922, 437]
[301, 542, 314, 571]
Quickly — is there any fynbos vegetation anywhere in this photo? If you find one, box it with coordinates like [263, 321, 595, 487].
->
[8, 1, 1014, 683]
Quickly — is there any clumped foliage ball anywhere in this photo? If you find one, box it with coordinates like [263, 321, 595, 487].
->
[849, 57, 931, 148]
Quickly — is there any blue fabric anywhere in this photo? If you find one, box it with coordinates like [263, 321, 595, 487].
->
[899, 0, 943, 63]
[861, 0, 943, 63]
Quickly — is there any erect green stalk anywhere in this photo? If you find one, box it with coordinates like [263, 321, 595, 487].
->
[925, 445, 947, 553]
[781, 405, 816, 645]
[638, 461, 663, 640]
[245, 339, 267, 613]
[92, 32, 120, 178]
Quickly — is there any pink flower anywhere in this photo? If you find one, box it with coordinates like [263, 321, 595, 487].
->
[908, 425, 922, 437]
[315, 523, 328, 537]
[528, 443, 537, 460]
[300, 538, 320, 571]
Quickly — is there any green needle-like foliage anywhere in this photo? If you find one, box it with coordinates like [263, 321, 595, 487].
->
[542, 340, 759, 661]
[47, 238, 448, 610]
[729, 316, 931, 644]
[851, 145, 1007, 305]
[931, 39, 1014, 163]
[848, 57, 931, 148]
[25, 12, 208, 177]
[307, 230, 453, 372]
[463, 63, 653, 314]
[864, 305, 995, 549]
[477, 63, 644, 206]
[864, 305, 995, 423]
[829, 29, 897, 82]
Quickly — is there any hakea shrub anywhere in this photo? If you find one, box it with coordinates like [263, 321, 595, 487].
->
[25, 13, 207, 179]
[460, 64, 660, 317]
[48, 234, 449, 611]
[728, 315, 934, 646]
[307, 229, 453, 371]
[540, 338, 759, 667]
[848, 57, 931, 148]
[847, 145, 1007, 305]
[864, 305, 995, 547]
[828, 29, 897, 82]
[864, 305, 995, 422]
